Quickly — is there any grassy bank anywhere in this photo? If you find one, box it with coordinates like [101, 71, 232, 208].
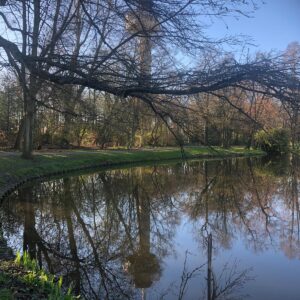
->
[0, 146, 264, 297]
[0, 253, 76, 299]
[0, 146, 264, 200]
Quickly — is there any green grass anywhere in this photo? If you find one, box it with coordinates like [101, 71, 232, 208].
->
[0, 146, 264, 197]
[0, 252, 77, 299]
[0, 288, 12, 299]
[0, 272, 13, 299]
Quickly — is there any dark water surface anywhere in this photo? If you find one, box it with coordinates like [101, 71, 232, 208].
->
[1, 155, 300, 299]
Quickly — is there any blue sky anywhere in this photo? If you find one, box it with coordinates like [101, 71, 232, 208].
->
[208, 0, 300, 53]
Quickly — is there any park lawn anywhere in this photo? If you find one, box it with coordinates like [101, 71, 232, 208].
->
[0, 146, 264, 197]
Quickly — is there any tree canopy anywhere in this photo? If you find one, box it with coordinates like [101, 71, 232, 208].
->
[0, 0, 299, 157]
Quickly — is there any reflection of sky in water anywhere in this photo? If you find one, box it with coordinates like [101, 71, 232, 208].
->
[1, 156, 300, 299]
[147, 212, 300, 300]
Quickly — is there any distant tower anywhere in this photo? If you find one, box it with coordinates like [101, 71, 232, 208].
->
[124, 1, 159, 147]
[125, 0, 159, 81]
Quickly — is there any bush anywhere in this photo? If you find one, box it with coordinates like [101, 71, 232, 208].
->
[14, 251, 76, 299]
[254, 128, 290, 154]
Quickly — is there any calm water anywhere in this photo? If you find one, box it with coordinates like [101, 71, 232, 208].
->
[1, 155, 300, 299]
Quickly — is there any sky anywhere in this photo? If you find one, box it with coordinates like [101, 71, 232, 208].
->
[208, 0, 300, 53]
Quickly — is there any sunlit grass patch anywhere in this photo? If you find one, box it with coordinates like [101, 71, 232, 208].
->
[0, 251, 78, 299]
[0, 146, 265, 199]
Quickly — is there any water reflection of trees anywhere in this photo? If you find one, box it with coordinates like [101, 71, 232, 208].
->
[2, 166, 184, 298]
[279, 155, 300, 259]
[184, 155, 300, 257]
[1, 156, 300, 299]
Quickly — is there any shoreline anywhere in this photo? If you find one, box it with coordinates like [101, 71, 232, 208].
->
[0, 147, 265, 201]
[0, 146, 264, 298]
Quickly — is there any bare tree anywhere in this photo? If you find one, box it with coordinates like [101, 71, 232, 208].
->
[0, 0, 299, 157]
[282, 42, 300, 148]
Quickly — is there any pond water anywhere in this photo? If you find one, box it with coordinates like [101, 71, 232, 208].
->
[1, 155, 300, 299]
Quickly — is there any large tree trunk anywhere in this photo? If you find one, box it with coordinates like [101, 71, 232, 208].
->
[21, 0, 40, 159]
[22, 95, 35, 159]
[14, 117, 25, 150]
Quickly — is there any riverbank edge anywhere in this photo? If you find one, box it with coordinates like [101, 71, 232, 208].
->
[0, 147, 264, 297]
[0, 147, 265, 201]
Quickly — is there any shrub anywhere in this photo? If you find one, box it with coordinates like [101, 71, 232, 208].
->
[14, 251, 77, 299]
[254, 128, 290, 154]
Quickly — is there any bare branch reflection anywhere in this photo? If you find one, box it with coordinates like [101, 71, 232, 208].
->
[1, 155, 300, 299]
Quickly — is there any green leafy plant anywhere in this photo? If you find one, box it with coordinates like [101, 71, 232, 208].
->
[254, 128, 290, 154]
[14, 251, 79, 299]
